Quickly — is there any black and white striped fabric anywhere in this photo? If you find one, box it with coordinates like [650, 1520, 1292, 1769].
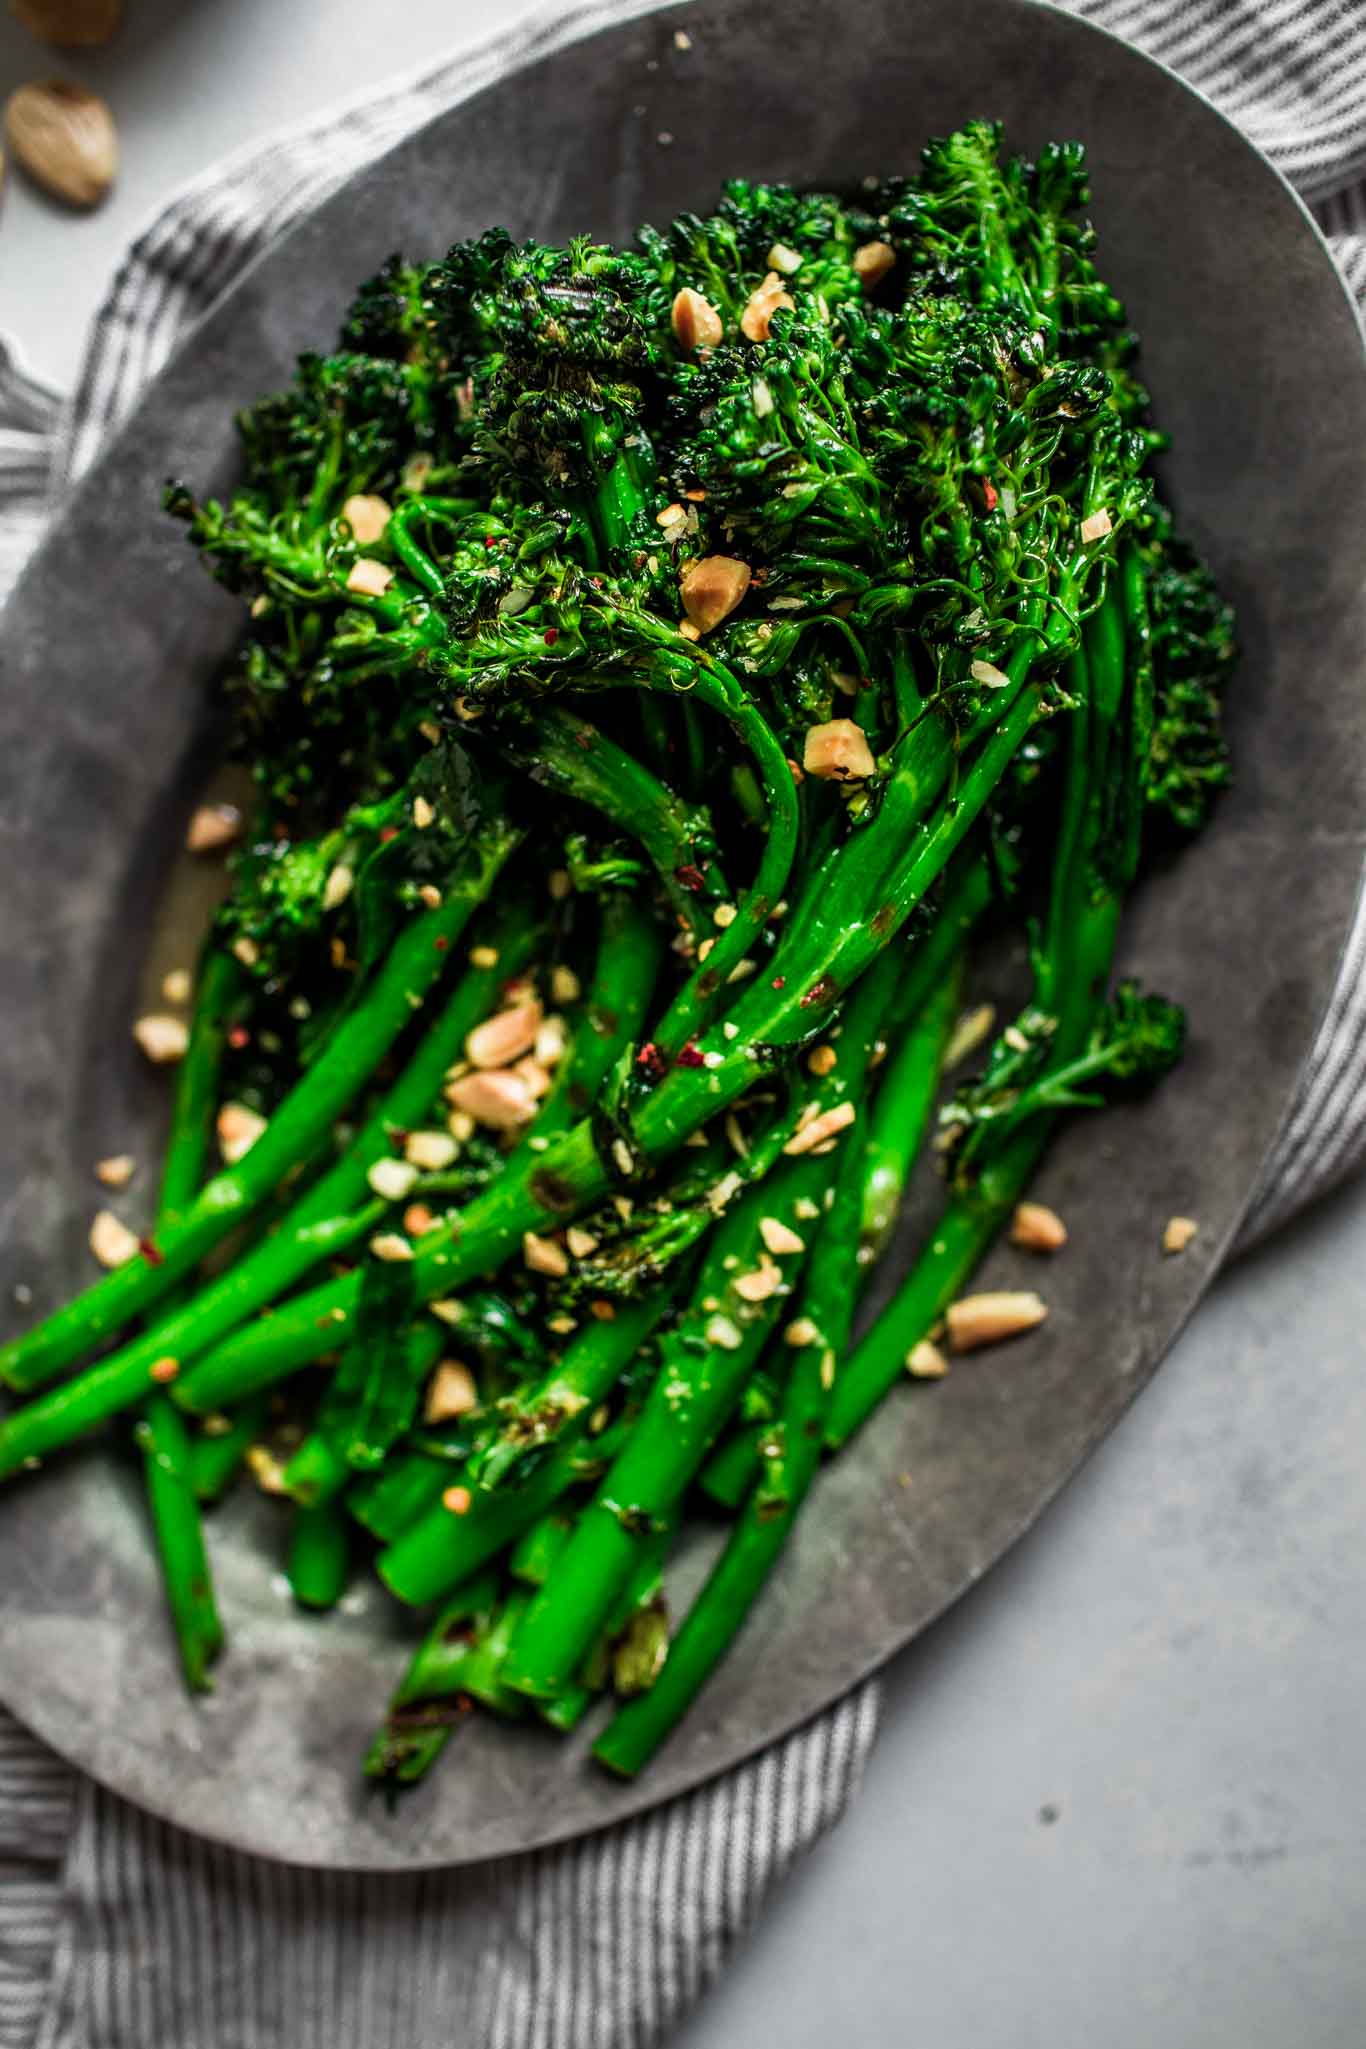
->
[0, 2, 1362, 2042]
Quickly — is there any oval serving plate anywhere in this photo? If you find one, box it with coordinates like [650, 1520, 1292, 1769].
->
[0, 0, 1363, 1870]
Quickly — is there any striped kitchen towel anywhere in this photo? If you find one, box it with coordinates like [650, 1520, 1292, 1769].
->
[0, 1, 1362, 2043]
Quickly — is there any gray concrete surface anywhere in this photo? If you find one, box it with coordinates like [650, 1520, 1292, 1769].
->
[3, 2, 1365, 2041]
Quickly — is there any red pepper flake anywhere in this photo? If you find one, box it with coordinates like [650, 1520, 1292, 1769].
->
[484, 535, 496, 548]
[675, 1041, 705, 1069]
[635, 1041, 669, 1081]
[800, 973, 838, 1008]
[543, 627, 560, 646]
[379, 826, 399, 843]
[674, 863, 706, 894]
[982, 479, 999, 512]
[228, 1026, 250, 1050]
[573, 728, 593, 751]
[139, 1237, 165, 1268]
[434, 936, 449, 952]
[771, 976, 786, 990]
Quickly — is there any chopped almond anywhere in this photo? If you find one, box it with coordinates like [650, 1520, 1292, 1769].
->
[566, 1225, 599, 1258]
[853, 240, 896, 288]
[231, 936, 260, 968]
[550, 964, 580, 1005]
[367, 1157, 418, 1202]
[906, 1339, 948, 1379]
[802, 718, 876, 782]
[741, 271, 795, 341]
[341, 493, 392, 546]
[346, 558, 393, 597]
[784, 1316, 819, 1347]
[784, 1099, 857, 1156]
[1010, 1201, 1068, 1253]
[94, 1154, 136, 1189]
[403, 1204, 436, 1237]
[442, 1485, 472, 1515]
[184, 802, 241, 854]
[469, 945, 500, 970]
[523, 1230, 569, 1277]
[705, 1312, 743, 1350]
[161, 967, 192, 1005]
[412, 795, 435, 830]
[734, 1258, 782, 1303]
[446, 1068, 536, 1131]
[424, 1359, 478, 1423]
[132, 1014, 188, 1065]
[534, 1016, 567, 1066]
[217, 1101, 267, 1165]
[944, 1002, 996, 1071]
[89, 1208, 139, 1269]
[1080, 508, 1113, 544]
[370, 1233, 414, 1263]
[807, 1044, 837, 1077]
[1163, 1215, 1199, 1255]
[680, 554, 752, 634]
[970, 658, 1012, 690]
[946, 1290, 1048, 1353]
[404, 1129, 458, 1171]
[418, 883, 443, 910]
[766, 241, 802, 276]
[759, 1215, 805, 1256]
[466, 999, 543, 1071]
[247, 1445, 289, 1495]
[446, 1109, 476, 1144]
[671, 286, 724, 350]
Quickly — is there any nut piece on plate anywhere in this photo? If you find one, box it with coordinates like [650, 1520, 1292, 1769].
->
[905, 1338, 948, 1379]
[946, 1290, 1048, 1353]
[11, 0, 122, 46]
[802, 718, 876, 782]
[4, 80, 117, 208]
[1162, 1215, 1198, 1255]
[670, 287, 723, 351]
[89, 1207, 138, 1269]
[184, 802, 241, 854]
[1009, 1201, 1068, 1253]
[132, 1013, 188, 1065]
[680, 555, 751, 634]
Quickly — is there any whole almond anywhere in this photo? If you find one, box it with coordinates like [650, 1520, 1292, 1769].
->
[5, 80, 118, 208]
[11, 0, 123, 47]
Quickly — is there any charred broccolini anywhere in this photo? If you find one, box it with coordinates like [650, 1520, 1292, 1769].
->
[0, 123, 1233, 1779]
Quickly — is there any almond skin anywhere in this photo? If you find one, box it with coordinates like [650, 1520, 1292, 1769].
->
[671, 286, 723, 350]
[679, 555, 752, 634]
[5, 80, 117, 208]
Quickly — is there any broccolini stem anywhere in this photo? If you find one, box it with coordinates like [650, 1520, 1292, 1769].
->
[287, 1499, 351, 1610]
[135, 939, 239, 1691]
[173, 889, 662, 1417]
[134, 1396, 225, 1693]
[0, 820, 522, 1401]
[0, 896, 532, 1472]
[186, 1398, 268, 1505]
[595, 1009, 884, 1775]
[377, 1303, 665, 1608]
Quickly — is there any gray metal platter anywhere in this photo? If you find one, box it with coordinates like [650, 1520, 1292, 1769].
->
[0, 0, 1363, 1871]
